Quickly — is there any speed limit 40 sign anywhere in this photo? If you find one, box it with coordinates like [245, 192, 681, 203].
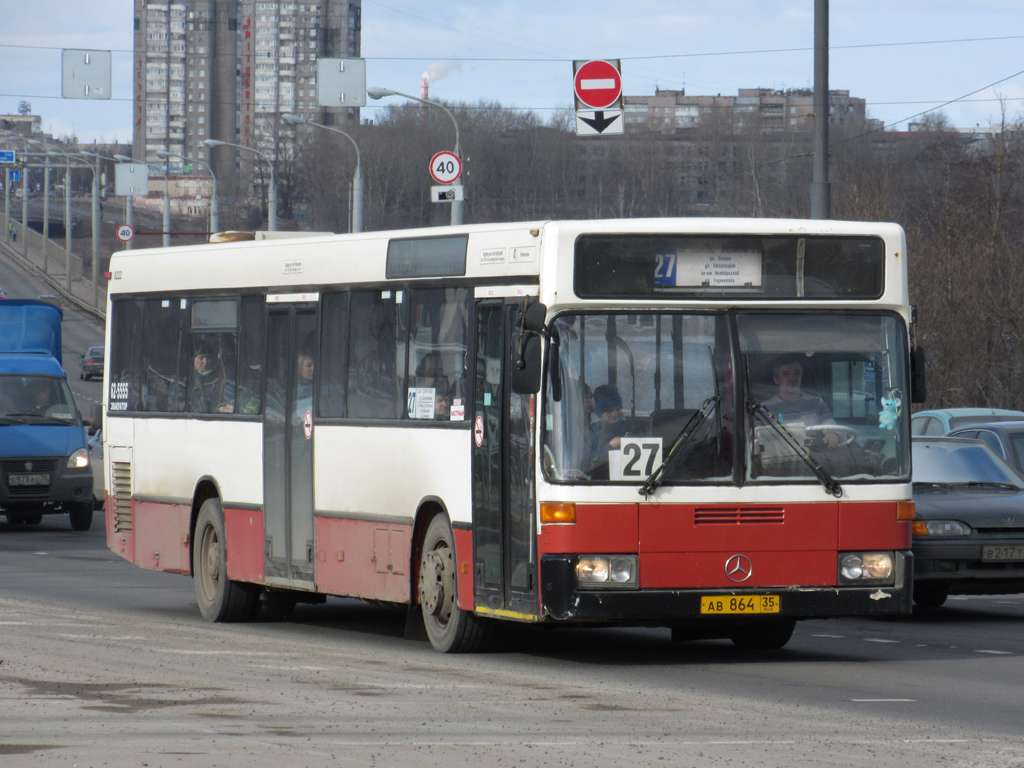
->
[429, 151, 462, 184]
[116, 224, 135, 242]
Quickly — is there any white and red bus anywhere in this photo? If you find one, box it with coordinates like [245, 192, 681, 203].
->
[102, 218, 920, 652]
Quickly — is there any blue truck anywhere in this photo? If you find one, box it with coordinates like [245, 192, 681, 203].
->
[0, 299, 96, 530]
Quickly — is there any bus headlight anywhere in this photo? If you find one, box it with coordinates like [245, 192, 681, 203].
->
[67, 448, 90, 470]
[838, 552, 895, 585]
[576, 555, 638, 589]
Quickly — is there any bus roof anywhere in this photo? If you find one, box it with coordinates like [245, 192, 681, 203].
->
[106, 217, 908, 308]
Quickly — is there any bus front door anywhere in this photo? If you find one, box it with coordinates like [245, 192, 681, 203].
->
[263, 304, 317, 587]
[472, 299, 538, 620]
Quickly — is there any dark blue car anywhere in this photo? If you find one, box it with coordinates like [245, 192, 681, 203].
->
[911, 437, 1024, 608]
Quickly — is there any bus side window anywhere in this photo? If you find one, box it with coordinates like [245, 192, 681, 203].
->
[408, 288, 470, 421]
[143, 298, 189, 413]
[347, 291, 403, 419]
[319, 292, 349, 418]
[234, 295, 266, 415]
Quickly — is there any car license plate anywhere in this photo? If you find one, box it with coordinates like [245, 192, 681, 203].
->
[700, 595, 780, 615]
[982, 545, 1024, 562]
[8, 473, 50, 486]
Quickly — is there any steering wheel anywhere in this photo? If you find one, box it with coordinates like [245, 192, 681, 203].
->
[805, 424, 857, 448]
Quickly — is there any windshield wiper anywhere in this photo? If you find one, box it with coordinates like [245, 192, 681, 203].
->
[0, 415, 28, 425]
[640, 396, 719, 498]
[749, 400, 843, 498]
[960, 481, 1022, 490]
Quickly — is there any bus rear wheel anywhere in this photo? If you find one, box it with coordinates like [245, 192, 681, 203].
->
[418, 515, 487, 653]
[193, 498, 256, 622]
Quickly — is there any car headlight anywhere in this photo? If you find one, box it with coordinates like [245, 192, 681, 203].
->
[912, 519, 971, 536]
[838, 552, 895, 585]
[67, 447, 90, 469]
[576, 555, 638, 589]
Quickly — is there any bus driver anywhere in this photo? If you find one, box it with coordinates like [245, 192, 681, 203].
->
[763, 355, 840, 448]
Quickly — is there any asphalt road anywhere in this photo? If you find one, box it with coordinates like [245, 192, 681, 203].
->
[3, 516, 1024, 768]
[3, 246, 1024, 768]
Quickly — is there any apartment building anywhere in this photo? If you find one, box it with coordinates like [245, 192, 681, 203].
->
[132, 0, 361, 206]
[624, 87, 869, 134]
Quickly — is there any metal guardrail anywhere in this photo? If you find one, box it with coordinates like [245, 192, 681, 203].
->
[0, 211, 106, 321]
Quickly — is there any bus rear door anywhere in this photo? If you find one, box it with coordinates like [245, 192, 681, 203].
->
[263, 298, 318, 587]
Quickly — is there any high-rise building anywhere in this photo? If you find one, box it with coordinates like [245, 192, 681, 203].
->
[132, 0, 361, 208]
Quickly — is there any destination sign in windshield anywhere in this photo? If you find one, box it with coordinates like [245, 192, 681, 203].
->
[654, 249, 763, 289]
[574, 234, 884, 299]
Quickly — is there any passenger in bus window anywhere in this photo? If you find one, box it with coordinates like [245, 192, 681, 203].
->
[763, 355, 840, 447]
[295, 350, 315, 419]
[189, 340, 227, 414]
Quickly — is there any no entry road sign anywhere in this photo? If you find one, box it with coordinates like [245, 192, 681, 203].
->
[573, 59, 623, 110]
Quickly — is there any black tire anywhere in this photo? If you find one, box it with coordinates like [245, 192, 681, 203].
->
[5, 513, 26, 525]
[419, 514, 487, 653]
[251, 590, 297, 622]
[193, 498, 257, 622]
[23, 512, 43, 525]
[69, 503, 93, 531]
[913, 587, 948, 609]
[730, 619, 796, 650]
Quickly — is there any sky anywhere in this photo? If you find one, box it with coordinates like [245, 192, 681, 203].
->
[1, 0, 1022, 143]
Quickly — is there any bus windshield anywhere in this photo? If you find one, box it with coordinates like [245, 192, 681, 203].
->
[542, 311, 910, 486]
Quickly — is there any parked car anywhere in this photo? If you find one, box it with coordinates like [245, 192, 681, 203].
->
[35, 294, 64, 318]
[945, 420, 1024, 476]
[911, 436, 1024, 608]
[910, 408, 1024, 437]
[79, 345, 104, 381]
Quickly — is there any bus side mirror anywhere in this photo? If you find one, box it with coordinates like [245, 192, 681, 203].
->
[910, 345, 927, 404]
[522, 302, 546, 333]
[89, 403, 103, 429]
[512, 332, 541, 394]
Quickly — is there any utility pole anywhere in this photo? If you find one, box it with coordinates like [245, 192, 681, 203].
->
[811, 0, 831, 220]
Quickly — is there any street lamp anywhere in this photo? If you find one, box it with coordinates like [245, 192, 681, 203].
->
[157, 150, 219, 235]
[367, 87, 464, 226]
[282, 113, 362, 234]
[201, 139, 276, 231]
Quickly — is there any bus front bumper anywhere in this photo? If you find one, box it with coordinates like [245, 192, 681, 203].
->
[539, 552, 914, 623]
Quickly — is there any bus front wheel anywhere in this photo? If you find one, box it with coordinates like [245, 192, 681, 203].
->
[193, 498, 256, 622]
[418, 515, 487, 653]
[730, 619, 796, 650]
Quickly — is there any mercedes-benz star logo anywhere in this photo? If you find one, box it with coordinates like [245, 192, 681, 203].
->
[725, 554, 752, 583]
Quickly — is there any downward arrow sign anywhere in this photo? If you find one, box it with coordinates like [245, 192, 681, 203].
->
[579, 110, 621, 134]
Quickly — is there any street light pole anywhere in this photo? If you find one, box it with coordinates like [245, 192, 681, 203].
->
[157, 150, 219, 235]
[77, 151, 106, 307]
[282, 113, 363, 233]
[47, 147, 76, 289]
[367, 87, 463, 226]
[202, 139, 276, 231]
